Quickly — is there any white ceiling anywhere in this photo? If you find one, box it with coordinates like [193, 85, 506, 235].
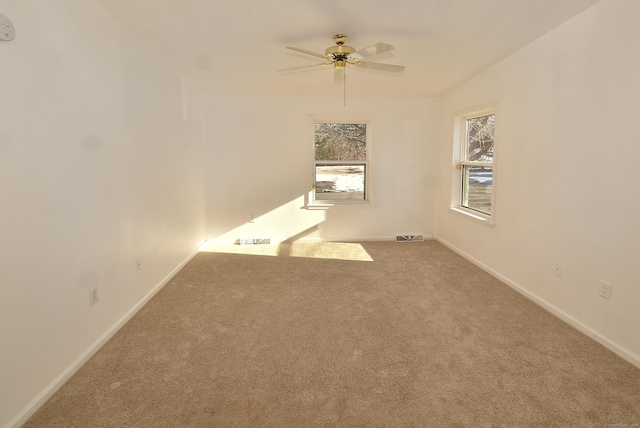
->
[96, 0, 601, 97]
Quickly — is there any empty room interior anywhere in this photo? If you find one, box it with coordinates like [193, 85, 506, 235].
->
[1, 0, 639, 426]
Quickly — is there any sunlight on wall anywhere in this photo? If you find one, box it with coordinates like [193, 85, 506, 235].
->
[199, 195, 374, 261]
[207, 195, 326, 244]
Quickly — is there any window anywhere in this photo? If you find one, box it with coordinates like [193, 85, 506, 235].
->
[458, 110, 495, 218]
[313, 122, 369, 204]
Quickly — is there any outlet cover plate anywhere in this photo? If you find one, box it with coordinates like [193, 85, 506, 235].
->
[553, 263, 563, 277]
[89, 286, 99, 306]
[599, 280, 612, 300]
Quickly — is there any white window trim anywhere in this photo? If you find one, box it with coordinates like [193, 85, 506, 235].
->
[451, 102, 498, 225]
[308, 118, 372, 207]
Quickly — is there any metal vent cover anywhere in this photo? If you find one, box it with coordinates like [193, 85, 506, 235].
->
[395, 234, 424, 242]
[239, 237, 271, 245]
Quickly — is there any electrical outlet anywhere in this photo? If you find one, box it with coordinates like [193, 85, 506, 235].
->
[599, 280, 612, 300]
[136, 259, 142, 271]
[553, 263, 563, 278]
[89, 286, 99, 306]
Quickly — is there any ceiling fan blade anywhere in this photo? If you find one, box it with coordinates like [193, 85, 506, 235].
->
[277, 63, 332, 72]
[285, 46, 327, 60]
[355, 61, 405, 72]
[353, 42, 395, 59]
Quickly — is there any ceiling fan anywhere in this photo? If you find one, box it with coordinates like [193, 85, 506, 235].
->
[279, 34, 405, 76]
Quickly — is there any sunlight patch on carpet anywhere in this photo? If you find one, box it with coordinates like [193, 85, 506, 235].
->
[289, 242, 373, 261]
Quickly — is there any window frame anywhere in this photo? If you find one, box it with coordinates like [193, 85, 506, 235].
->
[310, 120, 371, 206]
[451, 103, 497, 224]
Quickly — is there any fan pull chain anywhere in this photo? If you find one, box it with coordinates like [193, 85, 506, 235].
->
[343, 68, 346, 106]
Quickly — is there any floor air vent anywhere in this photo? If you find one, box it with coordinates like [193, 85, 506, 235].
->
[239, 237, 271, 245]
[395, 234, 424, 242]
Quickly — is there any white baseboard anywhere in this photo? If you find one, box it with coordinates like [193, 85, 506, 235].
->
[435, 236, 640, 370]
[204, 234, 436, 246]
[6, 246, 203, 428]
[324, 234, 436, 243]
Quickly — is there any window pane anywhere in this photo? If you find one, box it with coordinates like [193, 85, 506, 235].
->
[315, 165, 365, 201]
[466, 114, 494, 162]
[462, 166, 492, 215]
[315, 123, 367, 161]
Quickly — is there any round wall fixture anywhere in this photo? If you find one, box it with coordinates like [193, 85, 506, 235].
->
[0, 14, 16, 41]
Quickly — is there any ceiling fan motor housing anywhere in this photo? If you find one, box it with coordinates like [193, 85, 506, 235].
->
[325, 46, 356, 69]
[325, 45, 355, 56]
[326, 33, 356, 64]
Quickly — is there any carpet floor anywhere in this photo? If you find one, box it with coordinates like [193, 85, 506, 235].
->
[24, 241, 640, 427]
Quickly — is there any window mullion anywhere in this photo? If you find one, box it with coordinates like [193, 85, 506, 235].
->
[460, 161, 492, 167]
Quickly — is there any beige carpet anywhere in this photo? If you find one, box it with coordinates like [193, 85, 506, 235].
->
[25, 241, 640, 427]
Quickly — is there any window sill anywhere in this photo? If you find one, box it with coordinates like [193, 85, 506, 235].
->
[450, 207, 496, 226]
[304, 200, 370, 209]
[303, 203, 332, 210]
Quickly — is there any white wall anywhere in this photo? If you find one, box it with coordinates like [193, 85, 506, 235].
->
[435, 0, 640, 365]
[203, 96, 439, 243]
[4, 0, 637, 425]
[0, 2, 205, 426]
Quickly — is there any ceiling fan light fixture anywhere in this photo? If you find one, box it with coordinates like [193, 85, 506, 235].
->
[334, 60, 346, 70]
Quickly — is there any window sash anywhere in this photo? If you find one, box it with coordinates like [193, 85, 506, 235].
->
[314, 162, 367, 202]
[460, 165, 492, 216]
[464, 114, 495, 163]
